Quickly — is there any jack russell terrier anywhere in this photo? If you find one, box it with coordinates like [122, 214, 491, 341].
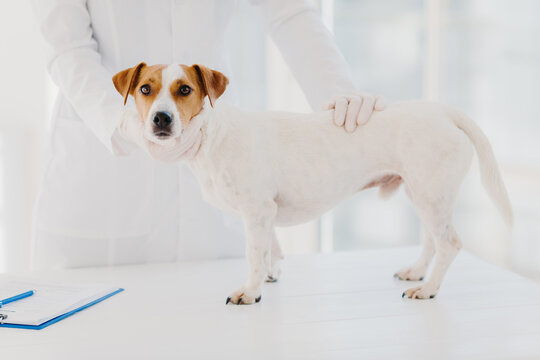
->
[113, 63, 512, 304]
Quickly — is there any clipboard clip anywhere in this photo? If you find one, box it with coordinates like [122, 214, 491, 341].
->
[0, 314, 7, 324]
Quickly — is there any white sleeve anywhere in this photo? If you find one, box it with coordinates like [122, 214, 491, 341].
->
[250, 0, 357, 110]
[31, 0, 125, 154]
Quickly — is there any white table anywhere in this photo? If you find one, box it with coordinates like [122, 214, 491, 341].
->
[1, 246, 540, 359]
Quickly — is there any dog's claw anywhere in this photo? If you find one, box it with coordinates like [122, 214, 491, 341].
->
[227, 288, 262, 305]
[393, 273, 399, 279]
[226, 297, 231, 305]
[402, 292, 406, 298]
[419, 277, 424, 281]
[429, 294, 435, 299]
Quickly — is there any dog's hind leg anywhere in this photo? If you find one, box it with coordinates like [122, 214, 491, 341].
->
[398, 122, 471, 298]
[394, 185, 436, 281]
[394, 226, 434, 281]
[400, 180, 463, 299]
[266, 233, 284, 282]
[402, 223, 461, 299]
[401, 187, 462, 299]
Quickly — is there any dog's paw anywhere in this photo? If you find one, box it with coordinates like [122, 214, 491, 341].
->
[402, 284, 438, 299]
[226, 287, 261, 305]
[266, 262, 282, 283]
[393, 266, 426, 281]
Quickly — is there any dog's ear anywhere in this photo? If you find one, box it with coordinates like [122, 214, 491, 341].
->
[112, 62, 147, 105]
[192, 64, 229, 107]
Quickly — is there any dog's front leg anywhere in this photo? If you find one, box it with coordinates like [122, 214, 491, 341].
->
[226, 201, 276, 305]
[266, 233, 284, 282]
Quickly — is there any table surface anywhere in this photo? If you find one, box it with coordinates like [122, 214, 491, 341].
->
[1, 246, 540, 360]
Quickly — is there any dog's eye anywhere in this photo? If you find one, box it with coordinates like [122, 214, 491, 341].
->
[179, 85, 192, 96]
[140, 85, 151, 95]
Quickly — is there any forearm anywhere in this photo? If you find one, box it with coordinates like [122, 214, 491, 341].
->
[32, 0, 125, 154]
[253, 0, 356, 109]
[50, 50, 125, 152]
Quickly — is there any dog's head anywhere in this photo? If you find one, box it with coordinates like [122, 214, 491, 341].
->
[113, 63, 228, 142]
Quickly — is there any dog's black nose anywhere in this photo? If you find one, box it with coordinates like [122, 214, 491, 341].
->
[153, 111, 173, 128]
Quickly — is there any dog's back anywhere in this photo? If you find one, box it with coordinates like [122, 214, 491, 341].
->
[233, 101, 508, 228]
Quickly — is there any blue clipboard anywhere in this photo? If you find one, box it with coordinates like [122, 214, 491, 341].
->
[0, 288, 124, 330]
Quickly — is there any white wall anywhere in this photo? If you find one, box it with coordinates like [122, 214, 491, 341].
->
[0, 0, 538, 278]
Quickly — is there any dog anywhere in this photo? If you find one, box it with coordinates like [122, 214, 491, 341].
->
[112, 63, 512, 304]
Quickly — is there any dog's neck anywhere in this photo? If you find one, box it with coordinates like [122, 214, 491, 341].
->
[186, 99, 236, 164]
[157, 107, 208, 162]
[174, 114, 204, 161]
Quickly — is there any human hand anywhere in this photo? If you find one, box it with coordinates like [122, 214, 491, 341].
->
[116, 107, 146, 150]
[323, 93, 387, 133]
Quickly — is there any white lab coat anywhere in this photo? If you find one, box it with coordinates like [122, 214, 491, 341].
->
[30, 0, 356, 269]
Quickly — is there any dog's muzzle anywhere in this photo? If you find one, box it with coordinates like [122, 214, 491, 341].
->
[152, 111, 173, 138]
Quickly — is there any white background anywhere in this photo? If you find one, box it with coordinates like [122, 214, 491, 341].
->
[0, 0, 538, 279]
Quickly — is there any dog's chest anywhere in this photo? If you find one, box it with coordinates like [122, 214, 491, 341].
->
[193, 166, 242, 217]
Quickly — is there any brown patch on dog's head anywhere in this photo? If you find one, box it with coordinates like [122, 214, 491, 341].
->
[112, 62, 147, 105]
[191, 64, 229, 107]
[113, 63, 168, 122]
[112, 63, 229, 141]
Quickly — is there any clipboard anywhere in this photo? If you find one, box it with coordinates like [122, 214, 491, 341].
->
[0, 281, 124, 330]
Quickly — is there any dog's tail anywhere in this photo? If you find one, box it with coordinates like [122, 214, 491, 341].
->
[449, 109, 513, 228]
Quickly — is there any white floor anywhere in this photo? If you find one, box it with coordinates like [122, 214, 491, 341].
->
[1, 246, 540, 359]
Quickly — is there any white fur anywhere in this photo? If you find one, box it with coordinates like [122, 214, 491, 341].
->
[144, 65, 185, 145]
[133, 79, 512, 303]
[179, 100, 512, 304]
